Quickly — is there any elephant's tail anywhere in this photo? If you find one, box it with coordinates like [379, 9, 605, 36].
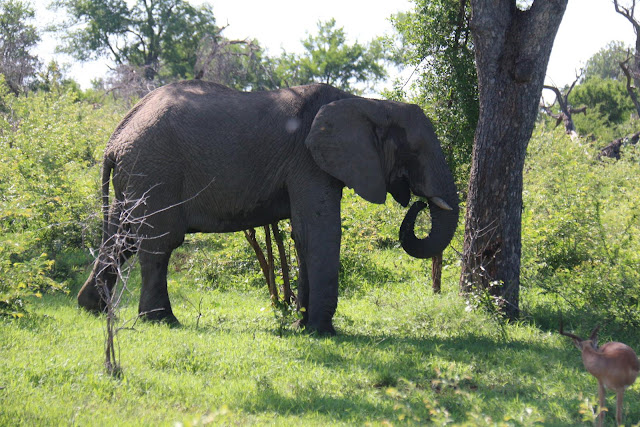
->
[101, 155, 115, 242]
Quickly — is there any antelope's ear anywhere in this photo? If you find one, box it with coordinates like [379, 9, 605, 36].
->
[589, 325, 600, 345]
[305, 98, 389, 204]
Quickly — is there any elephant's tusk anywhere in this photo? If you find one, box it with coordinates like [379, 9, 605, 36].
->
[429, 196, 453, 211]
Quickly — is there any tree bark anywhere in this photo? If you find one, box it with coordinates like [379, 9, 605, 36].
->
[263, 225, 278, 301]
[431, 253, 443, 294]
[271, 222, 294, 305]
[460, 0, 568, 319]
[244, 228, 273, 293]
[620, 57, 640, 117]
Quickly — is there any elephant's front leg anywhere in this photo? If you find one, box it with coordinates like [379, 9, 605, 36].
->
[290, 183, 342, 335]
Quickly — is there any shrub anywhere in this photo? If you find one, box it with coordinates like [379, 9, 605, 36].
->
[0, 238, 65, 316]
[522, 128, 640, 326]
[0, 78, 123, 314]
[568, 77, 637, 142]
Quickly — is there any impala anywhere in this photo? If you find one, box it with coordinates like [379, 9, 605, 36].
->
[560, 320, 639, 426]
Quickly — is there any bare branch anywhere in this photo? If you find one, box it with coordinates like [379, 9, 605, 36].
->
[614, 0, 640, 31]
[541, 72, 585, 136]
[620, 53, 640, 116]
[243, 228, 272, 290]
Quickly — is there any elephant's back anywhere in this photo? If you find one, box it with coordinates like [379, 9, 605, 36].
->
[103, 81, 353, 192]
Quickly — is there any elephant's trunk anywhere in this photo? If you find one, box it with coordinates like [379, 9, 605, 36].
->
[399, 198, 459, 259]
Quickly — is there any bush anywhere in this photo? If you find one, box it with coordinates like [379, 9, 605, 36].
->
[0, 239, 65, 316]
[568, 77, 637, 142]
[0, 78, 124, 314]
[522, 128, 640, 326]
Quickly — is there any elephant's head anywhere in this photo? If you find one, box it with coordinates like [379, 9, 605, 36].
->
[305, 98, 459, 259]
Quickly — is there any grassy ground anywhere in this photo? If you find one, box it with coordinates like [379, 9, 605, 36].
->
[1, 256, 638, 426]
[2, 185, 639, 426]
[2, 88, 639, 426]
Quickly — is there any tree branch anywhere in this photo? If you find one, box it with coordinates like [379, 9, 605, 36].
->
[614, 0, 640, 31]
[620, 54, 640, 116]
[542, 70, 585, 135]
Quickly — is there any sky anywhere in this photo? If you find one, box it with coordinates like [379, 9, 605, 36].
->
[35, 0, 638, 93]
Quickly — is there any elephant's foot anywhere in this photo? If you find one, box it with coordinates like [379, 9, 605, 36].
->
[139, 308, 180, 327]
[292, 317, 335, 335]
[305, 320, 337, 336]
[78, 282, 107, 313]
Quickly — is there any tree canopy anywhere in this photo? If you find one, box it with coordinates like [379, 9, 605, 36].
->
[0, 0, 40, 95]
[391, 0, 478, 187]
[266, 19, 387, 93]
[582, 41, 629, 82]
[54, 4, 387, 94]
[54, 0, 219, 81]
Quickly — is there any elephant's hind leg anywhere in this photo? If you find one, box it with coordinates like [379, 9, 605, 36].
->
[78, 199, 135, 313]
[138, 250, 179, 324]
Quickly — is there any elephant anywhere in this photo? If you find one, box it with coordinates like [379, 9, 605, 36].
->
[78, 80, 459, 335]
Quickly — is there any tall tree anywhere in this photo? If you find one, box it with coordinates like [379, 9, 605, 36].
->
[55, 0, 218, 81]
[268, 19, 388, 93]
[460, 0, 568, 319]
[0, 0, 40, 95]
[391, 0, 478, 294]
[582, 41, 628, 82]
[392, 0, 478, 188]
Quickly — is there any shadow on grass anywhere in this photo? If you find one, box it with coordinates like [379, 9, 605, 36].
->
[237, 328, 590, 424]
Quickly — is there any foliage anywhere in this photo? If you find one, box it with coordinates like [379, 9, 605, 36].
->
[567, 76, 637, 142]
[0, 77, 123, 315]
[522, 128, 640, 327]
[390, 0, 478, 189]
[0, 242, 62, 317]
[0, 0, 40, 95]
[582, 40, 630, 82]
[55, 5, 389, 95]
[194, 37, 274, 92]
[265, 19, 388, 93]
[54, 0, 219, 81]
[30, 60, 83, 95]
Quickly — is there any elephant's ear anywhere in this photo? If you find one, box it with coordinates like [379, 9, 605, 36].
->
[305, 98, 389, 204]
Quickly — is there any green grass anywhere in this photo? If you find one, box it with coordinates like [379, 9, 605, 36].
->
[3, 82, 640, 426]
[1, 266, 639, 426]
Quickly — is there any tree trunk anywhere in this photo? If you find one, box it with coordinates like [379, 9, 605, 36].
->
[460, 0, 568, 319]
[431, 253, 443, 294]
[271, 222, 294, 304]
[263, 225, 278, 301]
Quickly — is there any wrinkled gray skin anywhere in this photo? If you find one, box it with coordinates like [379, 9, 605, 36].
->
[78, 81, 459, 335]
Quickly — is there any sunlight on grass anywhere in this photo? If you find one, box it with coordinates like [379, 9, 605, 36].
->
[2, 277, 638, 425]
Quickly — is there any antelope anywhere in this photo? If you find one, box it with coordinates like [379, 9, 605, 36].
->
[560, 320, 639, 426]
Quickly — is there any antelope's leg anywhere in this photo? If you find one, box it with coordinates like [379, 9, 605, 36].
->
[597, 380, 606, 427]
[616, 389, 624, 426]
